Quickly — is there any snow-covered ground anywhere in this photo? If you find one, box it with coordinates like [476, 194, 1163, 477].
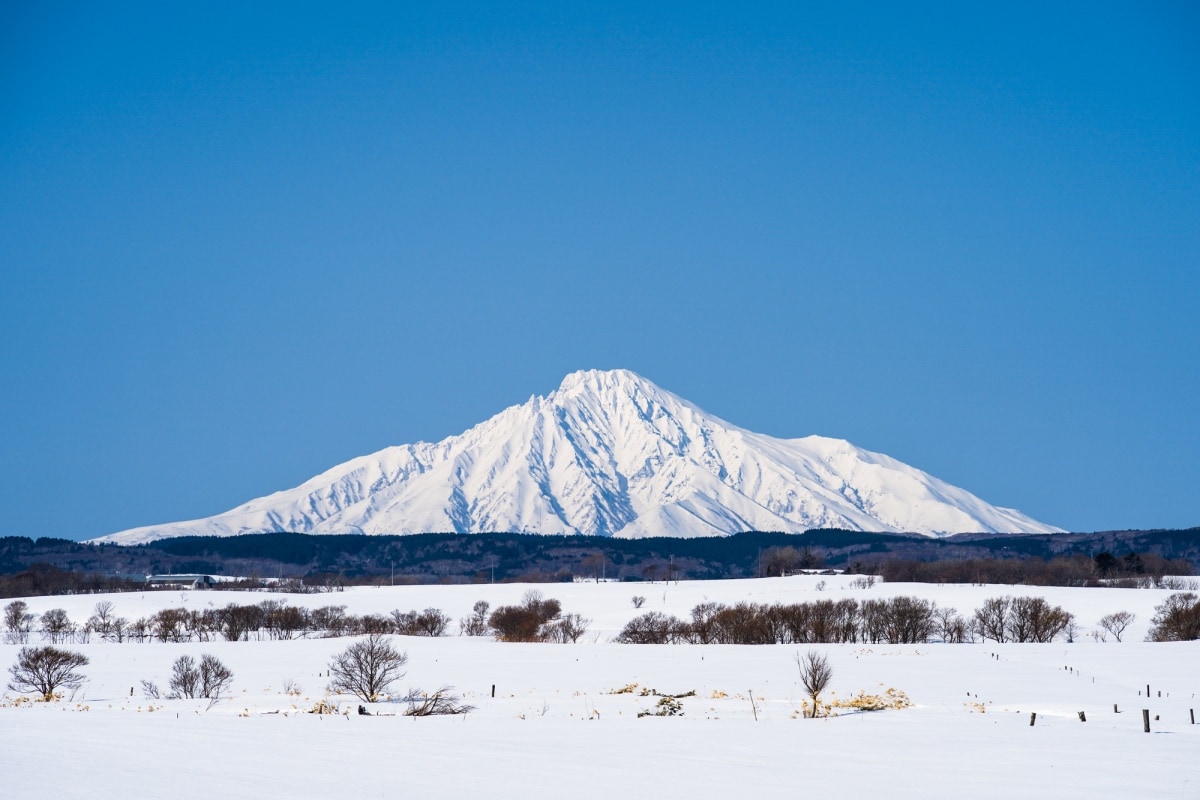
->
[2, 575, 1198, 799]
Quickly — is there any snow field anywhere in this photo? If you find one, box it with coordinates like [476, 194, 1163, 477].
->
[2, 575, 1198, 799]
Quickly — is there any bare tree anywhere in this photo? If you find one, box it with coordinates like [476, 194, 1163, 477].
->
[1007, 596, 1071, 643]
[3, 601, 35, 644]
[168, 655, 201, 698]
[7, 646, 89, 701]
[417, 608, 451, 637]
[217, 604, 262, 642]
[796, 650, 833, 718]
[546, 613, 591, 643]
[933, 605, 971, 643]
[310, 605, 350, 637]
[40, 608, 75, 644]
[327, 634, 408, 702]
[460, 601, 491, 636]
[167, 653, 233, 699]
[1147, 593, 1200, 642]
[151, 608, 191, 643]
[199, 654, 234, 699]
[86, 601, 128, 643]
[1098, 611, 1135, 642]
[615, 611, 684, 644]
[973, 596, 1011, 643]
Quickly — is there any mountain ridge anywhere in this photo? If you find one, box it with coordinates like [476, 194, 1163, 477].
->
[91, 369, 1062, 544]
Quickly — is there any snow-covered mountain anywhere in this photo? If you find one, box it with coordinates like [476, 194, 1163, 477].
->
[92, 369, 1062, 544]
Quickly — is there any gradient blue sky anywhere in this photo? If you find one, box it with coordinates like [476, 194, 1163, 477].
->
[2, 2, 1197, 540]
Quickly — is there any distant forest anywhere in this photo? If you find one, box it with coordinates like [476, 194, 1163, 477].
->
[0, 527, 1197, 598]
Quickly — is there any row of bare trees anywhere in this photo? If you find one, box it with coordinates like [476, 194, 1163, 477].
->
[617, 596, 1091, 645]
[4, 594, 589, 645]
[880, 553, 1194, 587]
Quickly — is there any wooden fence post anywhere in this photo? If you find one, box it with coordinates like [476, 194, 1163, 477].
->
[1143, 709, 1150, 733]
[1030, 712, 1036, 726]
[1078, 711, 1086, 722]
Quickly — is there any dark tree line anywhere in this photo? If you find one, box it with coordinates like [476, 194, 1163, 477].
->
[5, 594, 587, 645]
[879, 552, 1191, 587]
[3, 529, 1196, 595]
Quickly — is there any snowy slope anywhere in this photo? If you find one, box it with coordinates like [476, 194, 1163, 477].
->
[92, 369, 1062, 544]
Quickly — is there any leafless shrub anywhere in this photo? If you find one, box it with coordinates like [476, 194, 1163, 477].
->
[152, 608, 191, 643]
[415, 608, 450, 636]
[141, 679, 161, 699]
[1157, 576, 1199, 591]
[686, 602, 723, 644]
[40, 608, 75, 644]
[1147, 592, 1200, 641]
[545, 613, 591, 643]
[393, 608, 451, 637]
[260, 600, 306, 640]
[126, 617, 151, 642]
[282, 678, 302, 696]
[168, 655, 201, 698]
[460, 601, 491, 636]
[327, 633, 408, 702]
[217, 604, 263, 642]
[631, 596, 646, 609]
[4, 601, 36, 644]
[199, 654, 233, 699]
[1097, 611, 1135, 642]
[973, 596, 1011, 643]
[310, 605, 350, 637]
[796, 650, 833, 718]
[615, 611, 685, 644]
[1007, 596, 1072, 643]
[353, 613, 395, 635]
[933, 605, 971, 643]
[86, 601, 129, 643]
[711, 602, 775, 644]
[7, 646, 89, 701]
[488, 591, 563, 642]
[880, 596, 936, 644]
[403, 686, 474, 716]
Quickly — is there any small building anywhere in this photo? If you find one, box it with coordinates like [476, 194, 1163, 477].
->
[145, 573, 217, 589]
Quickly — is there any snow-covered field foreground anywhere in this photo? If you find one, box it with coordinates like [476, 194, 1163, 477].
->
[3, 576, 1198, 799]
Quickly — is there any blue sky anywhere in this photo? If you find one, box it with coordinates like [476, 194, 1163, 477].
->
[2, 2, 1197, 539]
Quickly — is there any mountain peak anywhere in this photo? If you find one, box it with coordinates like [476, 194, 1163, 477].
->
[553, 368, 654, 395]
[91, 370, 1063, 544]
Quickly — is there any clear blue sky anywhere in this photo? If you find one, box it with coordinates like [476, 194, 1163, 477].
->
[2, 2, 1197, 540]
